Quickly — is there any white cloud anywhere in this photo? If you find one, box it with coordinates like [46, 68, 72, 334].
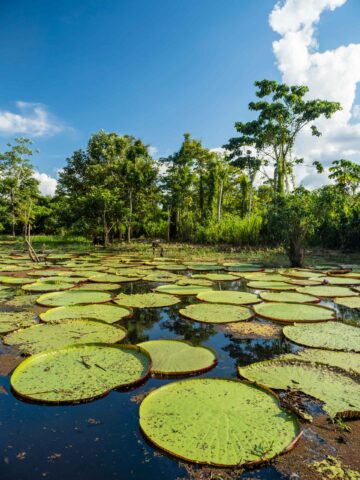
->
[0, 101, 65, 137]
[33, 172, 57, 196]
[148, 145, 158, 157]
[269, 0, 360, 188]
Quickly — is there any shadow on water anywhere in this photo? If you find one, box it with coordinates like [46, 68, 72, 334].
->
[0, 276, 357, 480]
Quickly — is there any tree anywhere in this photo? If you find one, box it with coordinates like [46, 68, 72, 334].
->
[0, 137, 40, 236]
[329, 159, 360, 195]
[225, 80, 341, 196]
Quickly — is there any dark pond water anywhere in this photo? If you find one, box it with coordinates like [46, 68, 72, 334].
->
[0, 277, 359, 480]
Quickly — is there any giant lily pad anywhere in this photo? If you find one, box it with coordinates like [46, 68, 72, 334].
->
[176, 278, 214, 287]
[0, 311, 37, 334]
[334, 296, 360, 309]
[36, 290, 112, 307]
[254, 302, 335, 323]
[139, 378, 301, 466]
[154, 284, 213, 296]
[11, 343, 151, 403]
[143, 272, 181, 283]
[192, 273, 240, 282]
[40, 304, 131, 324]
[320, 276, 360, 286]
[114, 293, 180, 309]
[247, 281, 296, 291]
[196, 290, 260, 305]
[186, 264, 223, 271]
[283, 322, 360, 352]
[22, 280, 75, 292]
[180, 303, 254, 324]
[138, 340, 216, 375]
[239, 359, 360, 418]
[279, 349, 360, 375]
[4, 319, 127, 355]
[5, 294, 39, 309]
[89, 274, 137, 283]
[0, 276, 35, 285]
[75, 282, 121, 291]
[296, 286, 355, 298]
[259, 291, 319, 304]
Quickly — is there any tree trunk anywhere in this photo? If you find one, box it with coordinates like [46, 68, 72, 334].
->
[288, 238, 305, 268]
[169, 208, 178, 241]
[127, 189, 133, 243]
[217, 180, 224, 222]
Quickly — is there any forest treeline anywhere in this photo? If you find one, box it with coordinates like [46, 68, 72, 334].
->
[0, 80, 359, 265]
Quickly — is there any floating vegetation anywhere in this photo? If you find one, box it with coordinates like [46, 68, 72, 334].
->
[279, 349, 360, 375]
[22, 280, 75, 292]
[283, 322, 360, 352]
[196, 290, 260, 305]
[296, 285, 355, 298]
[180, 303, 254, 323]
[259, 291, 319, 304]
[139, 378, 301, 466]
[5, 294, 39, 309]
[4, 319, 127, 355]
[218, 321, 282, 338]
[239, 359, 360, 418]
[138, 340, 217, 375]
[176, 278, 214, 287]
[154, 284, 213, 296]
[334, 296, 360, 309]
[253, 302, 335, 323]
[36, 290, 112, 307]
[40, 304, 132, 324]
[89, 274, 139, 283]
[0, 311, 37, 334]
[247, 281, 296, 291]
[114, 292, 180, 308]
[191, 273, 240, 282]
[11, 344, 151, 403]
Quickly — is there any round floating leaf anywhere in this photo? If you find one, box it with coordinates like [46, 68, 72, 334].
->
[5, 294, 39, 309]
[180, 303, 254, 324]
[239, 359, 360, 418]
[38, 276, 87, 283]
[218, 321, 282, 339]
[334, 296, 360, 309]
[22, 281, 75, 292]
[186, 264, 223, 271]
[196, 290, 260, 305]
[320, 276, 360, 286]
[287, 279, 323, 286]
[114, 292, 180, 309]
[75, 282, 121, 291]
[0, 311, 37, 334]
[0, 276, 35, 285]
[260, 291, 319, 304]
[11, 343, 151, 403]
[192, 273, 240, 281]
[40, 304, 131, 324]
[36, 290, 112, 307]
[279, 349, 360, 375]
[140, 378, 301, 466]
[89, 274, 138, 283]
[30, 270, 70, 277]
[281, 270, 323, 279]
[176, 278, 214, 287]
[247, 281, 296, 291]
[154, 284, 213, 296]
[156, 264, 186, 271]
[254, 302, 335, 323]
[224, 263, 263, 272]
[138, 340, 217, 375]
[240, 273, 289, 282]
[4, 319, 127, 355]
[143, 272, 182, 283]
[283, 322, 360, 352]
[296, 286, 355, 298]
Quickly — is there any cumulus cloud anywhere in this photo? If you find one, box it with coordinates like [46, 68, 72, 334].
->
[0, 101, 65, 137]
[33, 172, 57, 196]
[269, 0, 360, 188]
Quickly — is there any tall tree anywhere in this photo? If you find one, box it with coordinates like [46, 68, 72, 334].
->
[329, 159, 360, 195]
[225, 80, 341, 196]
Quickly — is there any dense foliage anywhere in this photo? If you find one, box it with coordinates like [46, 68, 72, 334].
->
[0, 80, 359, 265]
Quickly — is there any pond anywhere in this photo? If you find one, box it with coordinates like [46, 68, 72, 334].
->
[0, 262, 359, 480]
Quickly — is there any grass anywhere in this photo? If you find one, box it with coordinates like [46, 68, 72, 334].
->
[0, 235, 359, 267]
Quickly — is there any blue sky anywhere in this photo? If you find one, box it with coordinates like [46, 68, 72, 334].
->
[1, 0, 360, 193]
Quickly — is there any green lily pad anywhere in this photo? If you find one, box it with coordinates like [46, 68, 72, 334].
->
[296, 286, 355, 298]
[240, 273, 289, 282]
[180, 303, 254, 324]
[22, 281, 75, 292]
[114, 293, 180, 309]
[176, 278, 214, 287]
[192, 273, 240, 281]
[40, 304, 131, 324]
[143, 272, 182, 283]
[156, 264, 186, 271]
[0, 311, 37, 334]
[36, 290, 112, 307]
[186, 264, 223, 271]
[89, 274, 138, 283]
[0, 276, 35, 285]
[334, 296, 360, 309]
[5, 294, 39, 309]
[138, 340, 216, 375]
[30, 270, 70, 277]
[259, 292, 319, 304]
[154, 284, 213, 296]
[283, 322, 360, 352]
[196, 290, 260, 305]
[75, 282, 121, 291]
[139, 378, 301, 466]
[279, 349, 360, 375]
[253, 302, 335, 323]
[320, 276, 360, 286]
[4, 319, 127, 355]
[11, 343, 151, 403]
[239, 359, 360, 418]
[247, 281, 296, 291]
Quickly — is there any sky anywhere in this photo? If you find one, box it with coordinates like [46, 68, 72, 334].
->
[0, 0, 360, 195]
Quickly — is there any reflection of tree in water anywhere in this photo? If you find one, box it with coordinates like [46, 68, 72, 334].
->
[223, 336, 295, 367]
[121, 309, 161, 343]
[160, 307, 215, 345]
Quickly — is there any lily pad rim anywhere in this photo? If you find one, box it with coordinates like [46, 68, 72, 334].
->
[179, 303, 255, 324]
[253, 302, 336, 324]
